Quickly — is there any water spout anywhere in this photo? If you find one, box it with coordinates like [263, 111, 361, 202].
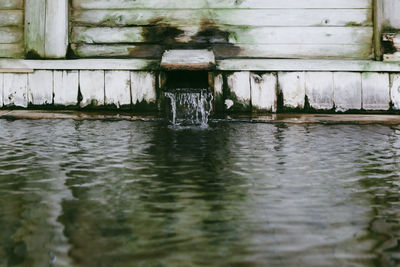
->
[165, 88, 213, 126]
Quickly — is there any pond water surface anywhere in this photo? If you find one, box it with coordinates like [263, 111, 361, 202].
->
[0, 119, 399, 266]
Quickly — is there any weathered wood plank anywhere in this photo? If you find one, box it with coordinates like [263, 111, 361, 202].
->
[79, 70, 105, 107]
[215, 44, 373, 59]
[305, 72, 334, 110]
[333, 72, 362, 112]
[382, 0, 400, 29]
[250, 72, 277, 112]
[25, 0, 46, 58]
[213, 73, 224, 112]
[71, 9, 372, 27]
[390, 74, 400, 110]
[0, 59, 159, 70]
[161, 50, 215, 70]
[0, 0, 23, 9]
[0, 68, 33, 73]
[1, 59, 400, 72]
[105, 71, 131, 108]
[131, 72, 156, 106]
[72, 0, 372, 9]
[0, 73, 3, 107]
[383, 52, 400, 62]
[362, 72, 390, 110]
[71, 44, 163, 58]
[3, 73, 28, 107]
[0, 27, 23, 43]
[27, 70, 53, 105]
[0, 10, 23, 26]
[226, 72, 251, 111]
[216, 59, 400, 72]
[279, 72, 306, 109]
[53, 71, 79, 106]
[0, 43, 24, 58]
[71, 26, 373, 45]
[45, 0, 68, 58]
[72, 44, 374, 59]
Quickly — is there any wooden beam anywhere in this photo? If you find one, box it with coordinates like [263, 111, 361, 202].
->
[45, 0, 68, 58]
[25, 0, 68, 58]
[374, 0, 384, 60]
[0, 59, 400, 72]
[25, 0, 46, 58]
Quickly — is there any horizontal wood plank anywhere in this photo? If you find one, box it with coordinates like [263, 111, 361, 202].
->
[71, 26, 373, 45]
[0, 27, 23, 43]
[0, 10, 23, 26]
[72, 0, 372, 9]
[0, 0, 23, 9]
[0, 59, 159, 70]
[71, 43, 373, 59]
[71, 9, 372, 27]
[0, 43, 24, 58]
[1, 59, 400, 72]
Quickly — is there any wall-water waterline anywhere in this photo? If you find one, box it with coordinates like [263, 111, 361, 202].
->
[165, 88, 213, 126]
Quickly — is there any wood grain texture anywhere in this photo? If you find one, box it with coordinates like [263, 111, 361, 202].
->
[0, 73, 3, 107]
[71, 43, 374, 59]
[72, 0, 372, 9]
[105, 71, 131, 108]
[382, 0, 400, 29]
[0, 43, 24, 58]
[226, 72, 251, 111]
[0, 10, 23, 26]
[71, 9, 372, 27]
[279, 72, 306, 109]
[25, 0, 46, 57]
[71, 26, 373, 45]
[3, 73, 28, 107]
[27, 70, 53, 105]
[333, 72, 362, 112]
[390, 74, 400, 110]
[130, 72, 156, 105]
[53, 70, 79, 106]
[161, 49, 215, 70]
[69, 0, 373, 60]
[250, 72, 277, 112]
[305, 72, 334, 110]
[79, 70, 105, 107]
[361, 72, 390, 110]
[45, 0, 68, 58]
[0, 0, 24, 9]
[0, 27, 23, 43]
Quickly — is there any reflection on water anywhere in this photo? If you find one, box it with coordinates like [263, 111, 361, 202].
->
[0, 120, 399, 266]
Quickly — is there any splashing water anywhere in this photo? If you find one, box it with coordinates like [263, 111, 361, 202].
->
[165, 88, 213, 126]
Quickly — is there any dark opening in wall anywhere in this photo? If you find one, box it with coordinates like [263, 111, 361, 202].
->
[165, 71, 209, 91]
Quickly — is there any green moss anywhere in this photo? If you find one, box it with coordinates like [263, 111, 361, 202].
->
[345, 22, 363, 27]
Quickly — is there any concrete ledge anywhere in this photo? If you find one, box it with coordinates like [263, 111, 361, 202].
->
[0, 59, 400, 72]
[1, 110, 400, 125]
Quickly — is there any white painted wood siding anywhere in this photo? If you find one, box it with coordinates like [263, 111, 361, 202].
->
[0, 1, 24, 58]
[70, 0, 374, 59]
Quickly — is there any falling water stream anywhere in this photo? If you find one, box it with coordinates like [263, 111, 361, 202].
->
[164, 88, 213, 126]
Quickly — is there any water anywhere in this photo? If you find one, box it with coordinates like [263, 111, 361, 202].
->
[164, 89, 213, 126]
[0, 119, 400, 266]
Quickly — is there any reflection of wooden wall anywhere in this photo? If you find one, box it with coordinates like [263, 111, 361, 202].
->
[0, 0, 24, 58]
[70, 0, 374, 59]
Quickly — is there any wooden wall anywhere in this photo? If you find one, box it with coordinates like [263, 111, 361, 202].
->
[0, 0, 24, 58]
[381, 0, 400, 29]
[70, 0, 374, 59]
